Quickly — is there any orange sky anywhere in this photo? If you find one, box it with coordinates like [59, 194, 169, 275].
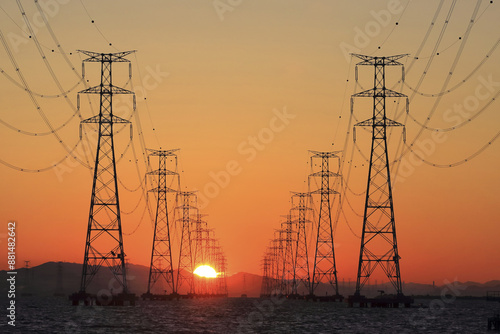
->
[0, 1, 499, 286]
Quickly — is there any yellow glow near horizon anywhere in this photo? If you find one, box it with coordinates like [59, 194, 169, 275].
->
[193, 265, 218, 278]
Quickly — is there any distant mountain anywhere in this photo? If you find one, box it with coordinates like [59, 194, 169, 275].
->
[1, 262, 498, 298]
[227, 272, 262, 297]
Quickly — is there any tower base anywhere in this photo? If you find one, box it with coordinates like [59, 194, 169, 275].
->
[347, 294, 413, 308]
[306, 294, 344, 302]
[70, 291, 136, 306]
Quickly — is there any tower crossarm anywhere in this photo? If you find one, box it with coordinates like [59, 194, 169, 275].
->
[82, 115, 130, 124]
[354, 118, 404, 127]
[146, 148, 180, 157]
[148, 186, 178, 193]
[308, 150, 342, 158]
[147, 169, 178, 176]
[351, 53, 408, 66]
[309, 171, 341, 178]
[352, 88, 406, 98]
[79, 85, 134, 95]
[78, 50, 136, 62]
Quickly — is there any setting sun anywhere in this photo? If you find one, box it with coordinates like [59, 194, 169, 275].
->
[193, 265, 218, 278]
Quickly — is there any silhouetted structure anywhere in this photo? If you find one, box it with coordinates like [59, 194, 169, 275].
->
[260, 254, 272, 297]
[349, 54, 412, 308]
[290, 192, 312, 296]
[309, 151, 343, 301]
[192, 213, 209, 295]
[270, 233, 281, 295]
[176, 191, 197, 296]
[143, 149, 179, 300]
[280, 214, 295, 296]
[214, 245, 228, 296]
[71, 50, 136, 306]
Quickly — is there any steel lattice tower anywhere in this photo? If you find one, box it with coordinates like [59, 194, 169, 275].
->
[192, 216, 210, 295]
[205, 233, 218, 295]
[309, 150, 342, 298]
[271, 233, 281, 295]
[192, 213, 209, 270]
[176, 191, 197, 295]
[280, 215, 295, 296]
[291, 192, 312, 295]
[215, 247, 228, 296]
[146, 149, 179, 296]
[260, 253, 272, 297]
[351, 54, 408, 298]
[77, 51, 135, 297]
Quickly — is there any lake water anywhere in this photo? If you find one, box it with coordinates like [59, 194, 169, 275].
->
[2, 296, 498, 333]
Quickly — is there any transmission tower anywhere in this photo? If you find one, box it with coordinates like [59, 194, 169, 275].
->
[205, 232, 219, 295]
[280, 214, 295, 296]
[73, 51, 135, 306]
[270, 233, 281, 295]
[176, 191, 197, 296]
[145, 149, 179, 298]
[260, 253, 272, 297]
[214, 246, 228, 296]
[192, 214, 210, 295]
[309, 151, 342, 300]
[192, 213, 209, 270]
[350, 54, 412, 307]
[290, 192, 312, 296]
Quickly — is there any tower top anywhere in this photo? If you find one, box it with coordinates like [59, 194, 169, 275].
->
[77, 50, 136, 62]
[351, 53, 408, 66]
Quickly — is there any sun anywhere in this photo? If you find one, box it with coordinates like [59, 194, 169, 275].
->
[193, 265, 218, 278]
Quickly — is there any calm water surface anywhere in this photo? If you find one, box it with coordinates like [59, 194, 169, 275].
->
[2, 296, 497, 333]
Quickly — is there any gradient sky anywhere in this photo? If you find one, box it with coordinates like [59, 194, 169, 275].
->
[0, 0, 499, 286]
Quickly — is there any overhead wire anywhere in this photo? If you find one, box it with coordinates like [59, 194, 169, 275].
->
[403, 37, 500, 99]
[369, 0, 412, 54]
[6, 0, 94, 168]
[0, 108, 80, 136]
[0, 66, 83, 98]
[31, 0, 156, 231]
[393, 0, 500, 170]
[0, 3, 72, 55]
[133, 53, 161, 149]
[403, 127, 500, 168]
[405, 0, 481, 132]
[0, 138, 82, 172]
[78, 0, 118, 49]
[0, 26, 91, 171]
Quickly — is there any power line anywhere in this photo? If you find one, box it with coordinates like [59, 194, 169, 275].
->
[403, 36, 500, 99]
[78, 0, 117, 49]
[369, 0, 412, 54]
[402, 129, 500, 168]
[0, 26, 92, 170]
[0, 66, 83, 98]
[0, 139, 82, 172]
[0, 108, 80, 136]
